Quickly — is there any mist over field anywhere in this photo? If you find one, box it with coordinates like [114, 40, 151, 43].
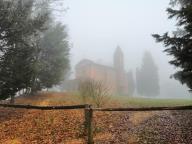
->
[54, 0, 191, 99]
[2, 1, 192, 143]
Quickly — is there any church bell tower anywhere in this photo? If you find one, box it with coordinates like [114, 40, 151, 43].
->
[114, 46, 124, 71]
[114, 46, 125, 94]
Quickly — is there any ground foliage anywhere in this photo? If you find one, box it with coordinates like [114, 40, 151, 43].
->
[0, 93, 192, 144]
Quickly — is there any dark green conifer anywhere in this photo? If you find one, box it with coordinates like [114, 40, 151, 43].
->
[153, 0, 192, 90]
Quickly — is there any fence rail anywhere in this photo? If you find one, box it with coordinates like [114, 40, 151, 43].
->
[93, 105, 192, 111]
[1, 104, 192, 111]
[0, 104, 86, 110]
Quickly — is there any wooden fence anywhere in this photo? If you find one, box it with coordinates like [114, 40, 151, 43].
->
[1, 103, 192, 144]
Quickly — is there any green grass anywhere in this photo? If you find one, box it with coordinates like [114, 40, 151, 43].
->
[69, 92, 192, 107]
[33, 92, 192, 108]
[111, 95, 192, 107]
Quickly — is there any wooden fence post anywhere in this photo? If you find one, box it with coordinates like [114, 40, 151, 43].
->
[84, 104, 93, 144]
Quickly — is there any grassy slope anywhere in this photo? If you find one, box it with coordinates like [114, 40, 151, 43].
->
[15, 92, 192, 107]
[111, 95, 192, 107]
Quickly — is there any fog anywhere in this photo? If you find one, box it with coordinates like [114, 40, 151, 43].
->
[56, 0, 191, 98]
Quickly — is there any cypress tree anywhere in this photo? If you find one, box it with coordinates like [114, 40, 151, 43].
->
[136, 51, 160, 96]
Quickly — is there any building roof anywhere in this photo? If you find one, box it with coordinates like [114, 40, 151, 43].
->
[76, 59, 114, 71]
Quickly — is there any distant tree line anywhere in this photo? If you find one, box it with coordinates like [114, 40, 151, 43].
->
[0, 0, 70, 103]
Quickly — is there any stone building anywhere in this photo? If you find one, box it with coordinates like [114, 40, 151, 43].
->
[74, 46, 129, 95]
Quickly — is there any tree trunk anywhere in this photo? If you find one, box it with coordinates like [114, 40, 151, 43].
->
[10, 95, 15, 104]
[30, 89, 37, 96]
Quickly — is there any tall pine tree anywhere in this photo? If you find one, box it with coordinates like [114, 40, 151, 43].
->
[153, 0, 192, 91]
[136, 51, 160, 96]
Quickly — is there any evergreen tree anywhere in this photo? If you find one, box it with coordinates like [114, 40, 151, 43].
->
[136, 68, 142, 95]
[38, 23, 70, 90]
[0, 0, 70, 103]
[0, 0, 50, 103]
[127, 70, 135, 96]
[153, 0, 192, 90]
[136, 51, 160, 96]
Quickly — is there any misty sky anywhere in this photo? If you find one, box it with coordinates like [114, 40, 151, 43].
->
[55, 0, 191, 98]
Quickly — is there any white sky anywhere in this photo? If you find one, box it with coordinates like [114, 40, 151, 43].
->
[54, 0, 191, 98]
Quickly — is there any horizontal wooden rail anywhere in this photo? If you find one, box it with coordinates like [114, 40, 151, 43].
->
[0, 104, 86, 110]
[93, 105, 192, 111]
[1, 104, 192, 111]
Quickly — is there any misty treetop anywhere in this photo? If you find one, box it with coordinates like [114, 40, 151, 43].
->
[0, 0, 70, 103]
[38, 23, 70, 89]
[136, 51, 160, 97]
[153, 0, 192, 91]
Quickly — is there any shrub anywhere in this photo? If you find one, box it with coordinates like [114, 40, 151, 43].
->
[78, 79, 110, 107]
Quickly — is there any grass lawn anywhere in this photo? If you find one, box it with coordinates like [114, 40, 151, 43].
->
[111, 95, 192, 107]
[14, 92, 192, 108]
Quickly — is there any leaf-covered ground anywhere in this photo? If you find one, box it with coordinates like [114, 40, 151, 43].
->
[94, 111, 192, 144]
[0, 92, 192, 144]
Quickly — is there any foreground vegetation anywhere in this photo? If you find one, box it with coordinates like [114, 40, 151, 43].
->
[1, 92, 192, 144]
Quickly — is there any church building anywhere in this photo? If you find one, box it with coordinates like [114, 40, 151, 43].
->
[75, 46, 129, 95]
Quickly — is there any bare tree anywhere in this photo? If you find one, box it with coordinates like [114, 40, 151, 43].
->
[78, 79, 110, 107]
